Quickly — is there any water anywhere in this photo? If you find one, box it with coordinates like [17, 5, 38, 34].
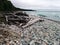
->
[26, 11, 60, 21]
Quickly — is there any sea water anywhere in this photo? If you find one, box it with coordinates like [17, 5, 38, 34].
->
[26, 11, 60, 21]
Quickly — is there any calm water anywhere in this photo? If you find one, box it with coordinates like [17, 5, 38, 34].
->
[26, 11, 60, 21]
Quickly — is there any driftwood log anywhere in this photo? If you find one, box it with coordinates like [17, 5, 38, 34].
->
[1, 11, 44, 28]
[3, 12, 30, 25]
[22, 18, 41, 28]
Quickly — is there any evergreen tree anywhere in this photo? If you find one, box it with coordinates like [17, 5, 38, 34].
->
[0, 0, 18, 11]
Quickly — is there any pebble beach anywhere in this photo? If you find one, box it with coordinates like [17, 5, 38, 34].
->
[0, 15, 60, 45]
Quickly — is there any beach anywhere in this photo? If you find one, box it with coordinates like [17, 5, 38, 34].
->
[0, 13, 60, 45]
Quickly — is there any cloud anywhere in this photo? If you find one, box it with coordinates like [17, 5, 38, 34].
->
[10, 0, 60, 9]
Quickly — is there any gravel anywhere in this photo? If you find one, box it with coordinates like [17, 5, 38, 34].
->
[21, 15, 60, 45]
[0, 15, 60, 45]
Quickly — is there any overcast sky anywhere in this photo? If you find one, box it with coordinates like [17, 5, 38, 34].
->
[10, 0, 60, 10]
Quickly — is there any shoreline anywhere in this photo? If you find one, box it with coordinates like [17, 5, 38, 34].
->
[43, 17, 60, 24]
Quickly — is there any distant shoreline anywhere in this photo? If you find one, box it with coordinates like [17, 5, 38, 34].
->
[42, 17, 60, 24]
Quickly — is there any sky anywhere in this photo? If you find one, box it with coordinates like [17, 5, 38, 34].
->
[10, 0, 60, 10]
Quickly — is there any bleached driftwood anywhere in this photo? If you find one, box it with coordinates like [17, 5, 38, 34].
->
[22, 18, 41, 28]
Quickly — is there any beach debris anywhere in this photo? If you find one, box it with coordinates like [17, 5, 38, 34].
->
[2, 11, 30, 26]
[0, 12, 60, 45]
[14, 11, 29, 16]
[22, 18, 40, 28]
